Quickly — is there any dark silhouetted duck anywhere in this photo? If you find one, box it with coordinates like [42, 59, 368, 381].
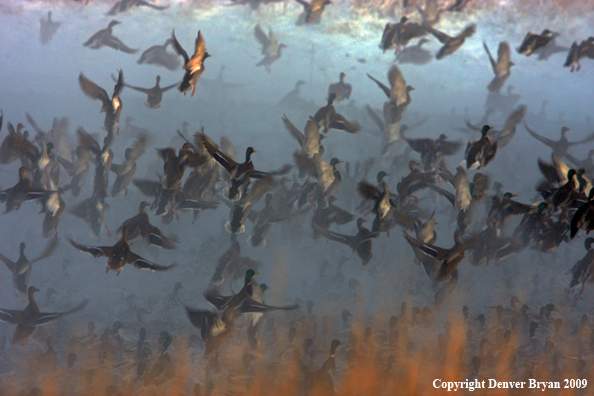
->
[0, 239, 58, 295]
[327, 72, 352, 102]
[314, 93, 360, 134]
[425, 23, 476, 59]
[110, 133, 149, 197]
[67, 228, 175, 275]
[0, 167, 47, 213]
[83, 20, 137, 53]
[564, 38, 594, 72]
[463, 125, 497, 170]
[123, 75, 177, 109]
[483, 41, 514, 93]
[137, 38, 180, 71]
[254, 24, 287, 73]
[397, 38, 432, 65]
[171, 29, 211, 96]
[313, 218, 380, 266]
[39, 11, 60, 45]
[0, 286, 88, 345]
[117, 202, 177, 249]
[517, 29, 556, 57]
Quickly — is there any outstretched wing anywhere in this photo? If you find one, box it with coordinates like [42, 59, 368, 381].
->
[78, 73, 110, 106]
[170, 29, 190, 64]
[36, 299, 89, 326]
[199, 133, 239, 173]
[366, 72, 391, 100]
[66, 237, 109, 258]
[130, 254, 174, 271]
[524, 122, 556, 147]
[282, 114, 305, 147]
[0, 308, 20, 324]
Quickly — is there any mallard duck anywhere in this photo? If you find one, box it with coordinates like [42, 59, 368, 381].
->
[483, 41, 514, 93]
[406, 134, 462, 171]
[200, 132, 290, 201]
[311, 196, 354, 239]
[398, 160, 455, 206]
[568, 237, 594, 293]
[79, 70, 124, 135]
[425, 23, 476, 60]
[56, 129, 94, 197]
[69, 190, 110, 238]
[83, 20, 137, 53]
[283, 115, 324, 177]
[468, 218, 523, 266]
[0, 287, 88, 345]
[0, 239, 58, 295]
[380, 17, 427, 54]
[67, 228, 174, 275]
[0, 122, 39, 166]
[170, 29, 210, 96]
[0, 166, 48, 214]
[397, 38, 432, 65]
[226, 177, 275, 234]
[525, 124, 594, 159]
[107, 0, 167, 15]
[366, 65, 414, 123]
[295, 0, 332, 24]
[117, 201, 177, 249]
[512, 202, 550, 246]
[533, 214, 570, 254]
[314, 93, 360, 134]
[185, 304, 235, 357]
[487, 192, 531, 232]
[571, 189, 594, 238]
[564, 38, 594, 72]
[313, 218, 380, 266]
[313, 339, 344, 394]
[463, 125, 497, 170]
[123, 75, 177, 109]
[137, 38, 180, 71]
[39, 11, 60, 45]
[296, 156, 342, 204]
[254, 24, 287, 73]
[417, 0, 444, 26]
[328, 72, 352, 102]
[110, 133, 149, 197]
[517, 29, 556, 57]
[247, 194, 285, 247]
[41, 179, 66, 238]
[210, 235, 261, 286]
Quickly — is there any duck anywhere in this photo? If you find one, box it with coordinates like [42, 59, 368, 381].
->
[0, 122, 39, 167]
[170, 29, 211, 96]
[295, 156, 342, 204]
[0, 239, 58, 295]
[283, 115, 324, 176]
[483, 41, 514, 93]
[463, 125, 497, 170]
[110, 133, 149, 197]
[78, 70, 125, 135]
[570, 189, 594, 238]
[137, 38, 180, 71]
[327, 72, 352, 102]
[0, 167, 47, 213]
[564, 37, 594, 72]
[517, 29, 556, 57]
[568, 238, 594, 294]
[106, 0, 168, 15]
[468, 218, 523, 266]
[117, 201, 177, 249]
[210, 235, 262, 286]
[397, 160, 455, 206]
[312, 339, 344, 395]
[525, 124, 594, 159]
[83, 20, 137, 53]
[0, 287, 88, 345]
[487, 192, 531, 232]
[424, 23, 477, 59]
[313, 218, 380, 266]
[67, 228, 175, 275]
[247, 193, 285, 247]
[380, 17, 427, 54]
[56, 133, 94, 197]
[122, 75, 177, 109]
[225, 177, 275, 234]
[254, 24, 287, 73]
[39, 11, 60, 45]
[366, 65, 414, 123]
[295, 0, 332, 25]
[406, 134, 462, 171]
[41, 180, 66, 238]
[314, 93, 360, 134]
[311, 196, 354, 239]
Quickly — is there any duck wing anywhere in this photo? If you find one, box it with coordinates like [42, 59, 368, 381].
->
[105, 35, 138, 53]
[483, 41, 497, 75]
[130, 253, 174, 271]
[66, 237, 111, 258]
[0, 308, 21, 324]
[254, 24, 270, 51]
[21, 238, 59, 274]
[524, 122, 556, 148]
[424, 25, 452, 44]
[200, 133, 239, 174]
[0, 252, 16, 273]
[366, 73, 391, 99]
[170, 30, 190, 64]
[78, 73, 110, 107]
[387, 65, 407, 104]
[36, 300, 89, 326]
[282, 114, 305, 147]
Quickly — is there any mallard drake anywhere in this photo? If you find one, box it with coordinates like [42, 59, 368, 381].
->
[571, 189, 594, 238]
[397, 38, 432, 65]
[83, 20, 137, 53]
[525, 124, 594, 159]
[311, 195, 354, 239]
[328, 72, 352, 102]
[210, 235, 261, 286]
[137, 38, 180, 71]
[366, 65, 414, 123]
[0, 239, 58, 295]
[79, 70, 124, 135]
[295, 0, 332, 24]
[39, 11, 60, 45]
[67, 228, 174, 275]
[487, 192, 531, 232]
[483, 41, 514, 93]
[110, 133, 149, 197]
[313, 339, 344, 394]
[517, 29, 556, 57]
[123, 75, 177, 109]
[568, 237, 594, 293]
[425, 23, 476, 60]
[226, 177, 275, 234]
[117, 201, 177, 249]
[200, 132, 290, 201]
[170, 29, 210, 96]
[0, 287, 88, 345]
[314, 93, 360, 134]
[564, 37, 594, 72]
[107, 0, 168, 15]
[463, 125, 497, 170]
[254, 24, 287, 73]
[313, 218, 380, 266]
[406, 134, 462, 171]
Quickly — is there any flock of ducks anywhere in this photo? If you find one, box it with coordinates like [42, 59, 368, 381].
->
[2, 0, 594, 395]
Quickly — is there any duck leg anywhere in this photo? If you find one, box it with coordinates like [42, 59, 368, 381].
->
[105, 224, 112, 238]
[191, 86, 196, 97]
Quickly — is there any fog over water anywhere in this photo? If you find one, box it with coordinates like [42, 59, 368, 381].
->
[1, 0, 594, 395]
